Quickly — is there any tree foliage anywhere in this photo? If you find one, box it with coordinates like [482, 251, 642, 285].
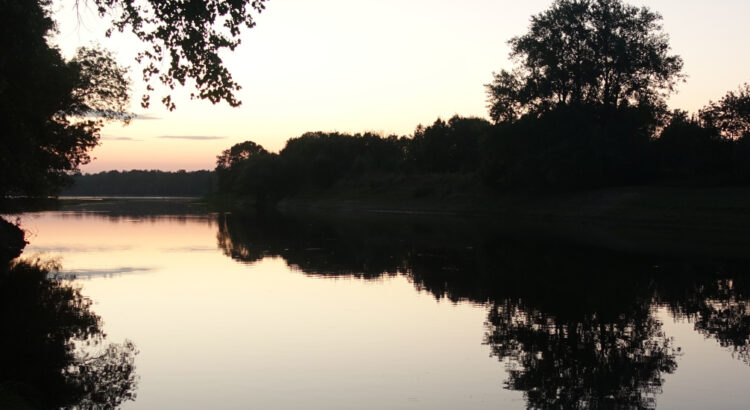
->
[89, 0, 267, 109]
[1, 0, 267, 198]
[699, 83, 750, 140]
[486, 0, 683, 123]
[216, 140, 270, 194]
[216, 140, 268, 171]
[214, 116, 496, 205]
[409, 116, 491, 173]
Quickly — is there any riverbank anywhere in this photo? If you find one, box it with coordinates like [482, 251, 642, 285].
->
[275, 178, 750, 258]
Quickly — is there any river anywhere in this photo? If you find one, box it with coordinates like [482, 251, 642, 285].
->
[8, 198, 750, 409]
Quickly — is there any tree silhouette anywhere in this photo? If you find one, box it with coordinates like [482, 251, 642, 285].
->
[0, 1, 130, 197]
[409, 116, 491, 173]
[81, 0, 268, 109]
[1, 1, 267, 198]
[486, 0, 683, 123]
[216, 141, 269, 171]
[699, 83, 750, 140]
[214, 140, 290, 204]
[216, 141, 268, 190]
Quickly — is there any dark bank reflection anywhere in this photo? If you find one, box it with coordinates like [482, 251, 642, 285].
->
[217, 211, 750, 408]
[0, 258, 138, 408]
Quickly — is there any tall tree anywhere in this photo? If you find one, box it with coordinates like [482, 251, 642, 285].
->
[486, 0, 683, 123]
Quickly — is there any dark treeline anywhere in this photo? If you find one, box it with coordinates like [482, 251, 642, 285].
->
[214, 117, 494, 204]
[62, 170, 215, 197]
[215, 92, 750, 204]
[216, 211, 750, 408]
[214, 0, 750, 205]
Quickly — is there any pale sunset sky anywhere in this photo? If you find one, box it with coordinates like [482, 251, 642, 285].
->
[51, 0, 750, 172]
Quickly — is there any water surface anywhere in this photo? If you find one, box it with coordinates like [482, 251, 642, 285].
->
[12, 198, 750, 409]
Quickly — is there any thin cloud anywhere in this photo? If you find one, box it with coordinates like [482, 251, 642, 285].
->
[102, 136, 142, 141]
[157, 135, 227, 140]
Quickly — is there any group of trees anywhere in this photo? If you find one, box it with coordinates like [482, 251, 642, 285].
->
[213, 116, 496, 203]
[477, 0, 679, 188]
[211, 0, 749, 198]
[482, 83, 750, 189]
[1, 0, 266, 199]
[215, 81, 750, 201]
[481, 0, 749, 189]
[3, 0, 750, 200]
[0, 1, 130, 197]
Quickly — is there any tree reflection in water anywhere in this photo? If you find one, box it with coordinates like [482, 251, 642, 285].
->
[216, 211, 750, 409]
[0, 257, 138, 408]
[486, 301, 677, 409]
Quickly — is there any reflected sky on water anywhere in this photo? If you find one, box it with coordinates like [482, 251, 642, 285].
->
[14, 199, 750, 409]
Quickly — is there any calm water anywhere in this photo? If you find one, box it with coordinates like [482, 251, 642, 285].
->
[9, 198, 750, 409]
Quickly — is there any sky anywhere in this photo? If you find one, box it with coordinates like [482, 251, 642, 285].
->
[51, 0, 750, 172]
